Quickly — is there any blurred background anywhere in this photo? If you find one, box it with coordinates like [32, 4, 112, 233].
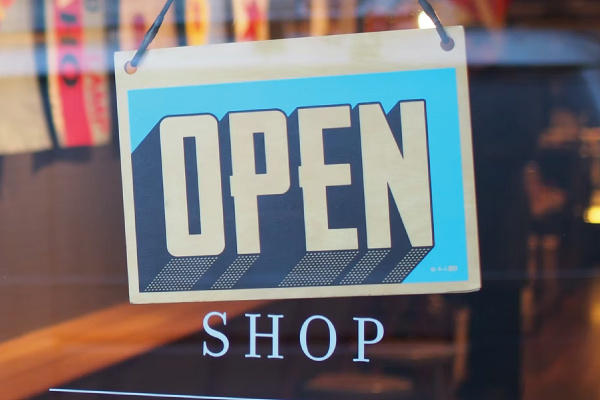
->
[0, 0, 600, 399]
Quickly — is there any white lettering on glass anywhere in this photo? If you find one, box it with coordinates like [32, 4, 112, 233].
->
[299, 315, 337, 362]
[203, 312, 230, 357]
[353, 317, 384, 362]
[245, 313, 284, 359]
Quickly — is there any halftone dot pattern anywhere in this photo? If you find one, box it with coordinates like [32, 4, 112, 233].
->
[211, 255, 260, 290]
[383, 247, 432, 283]
[340, 249, 391, 285]
[145, 257, 217, 292]
[279, 251, 359, 287]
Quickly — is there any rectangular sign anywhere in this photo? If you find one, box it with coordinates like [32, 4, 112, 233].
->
[115, 27, 480, 303]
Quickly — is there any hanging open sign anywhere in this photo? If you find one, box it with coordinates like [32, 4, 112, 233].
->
[115, 27, 480, 304]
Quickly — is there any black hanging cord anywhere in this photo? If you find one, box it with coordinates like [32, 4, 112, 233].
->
[125, 0, 175, 73]
[418, 0, 455, 50]
[126, 0, 453, 73]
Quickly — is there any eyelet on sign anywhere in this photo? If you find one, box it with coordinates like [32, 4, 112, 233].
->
[441, 37, 455, 52]
[125, 61, 138, 75]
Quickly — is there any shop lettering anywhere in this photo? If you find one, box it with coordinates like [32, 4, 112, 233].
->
[202, 312, 384, 362]
[160, 101, 433, 256]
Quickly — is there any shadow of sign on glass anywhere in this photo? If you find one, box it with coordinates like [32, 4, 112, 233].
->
[115, 27, 480, 303]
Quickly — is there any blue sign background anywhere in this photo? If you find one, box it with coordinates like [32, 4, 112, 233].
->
[127, 68, 468, 289]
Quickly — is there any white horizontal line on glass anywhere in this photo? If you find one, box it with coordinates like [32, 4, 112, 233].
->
[49, 388, 287, 400]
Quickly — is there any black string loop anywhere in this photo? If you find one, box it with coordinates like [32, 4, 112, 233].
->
[125, 0, 453, 74]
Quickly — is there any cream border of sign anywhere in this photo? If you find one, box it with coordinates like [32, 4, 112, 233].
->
[115, 27, 481, 304]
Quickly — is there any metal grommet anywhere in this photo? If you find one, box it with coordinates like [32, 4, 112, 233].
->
[125, 61, 138, 75]
[440, 37, 455, 52]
